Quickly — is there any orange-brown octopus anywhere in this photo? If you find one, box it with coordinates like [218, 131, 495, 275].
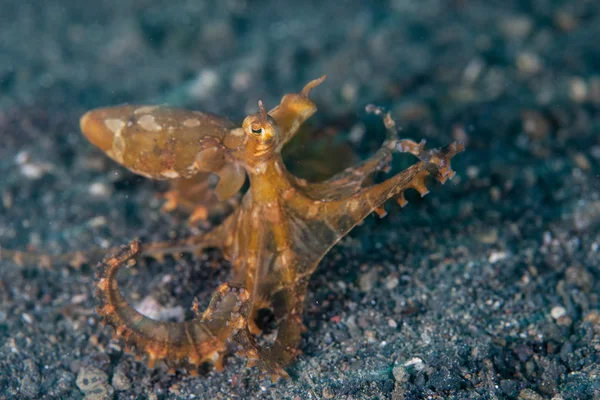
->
[76, 76, 464, 381]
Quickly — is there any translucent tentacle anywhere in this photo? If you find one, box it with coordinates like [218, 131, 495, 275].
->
[95, 240, 247, 372]
[301, 104, 437, 201]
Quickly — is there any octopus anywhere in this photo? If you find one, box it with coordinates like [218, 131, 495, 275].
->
[7, 76, 464, 381]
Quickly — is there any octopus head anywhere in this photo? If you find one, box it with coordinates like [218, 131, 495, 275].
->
[240, 101, 281, 161]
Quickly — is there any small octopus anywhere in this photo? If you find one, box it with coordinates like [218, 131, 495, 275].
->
[79, 76, 463, 381]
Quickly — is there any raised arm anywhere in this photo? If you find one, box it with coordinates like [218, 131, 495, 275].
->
[268, 75, 326, 147]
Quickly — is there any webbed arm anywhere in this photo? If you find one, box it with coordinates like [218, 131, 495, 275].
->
[222, 141, 459, 374]
[285, 141, 464, 274]
[229, 150, 462, 364]
[235, 156, 459, 369]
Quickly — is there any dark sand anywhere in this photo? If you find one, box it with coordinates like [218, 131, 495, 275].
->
[1, 1, 599, 399]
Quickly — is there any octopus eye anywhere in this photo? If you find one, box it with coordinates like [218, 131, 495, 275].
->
[250, 124, 264, 135]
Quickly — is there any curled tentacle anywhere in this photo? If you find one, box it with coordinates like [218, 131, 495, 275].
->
[95, 240, 250, 372]
[301, 106, 462, 202]
[366, 104, 465, 168]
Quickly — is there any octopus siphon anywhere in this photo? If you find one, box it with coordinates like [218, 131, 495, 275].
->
[76, 75, 464, 381]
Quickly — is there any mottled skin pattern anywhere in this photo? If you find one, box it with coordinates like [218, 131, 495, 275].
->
[78, 76, 463, 381]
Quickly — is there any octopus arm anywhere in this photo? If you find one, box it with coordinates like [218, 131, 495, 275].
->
[268, 75, 326, 146]
[287, 141, 464, 271]
[96, 239, 267, 374]
[234, 140, 460, 372]
[95, 241, 240, 371]
[301, 105, 430, 201]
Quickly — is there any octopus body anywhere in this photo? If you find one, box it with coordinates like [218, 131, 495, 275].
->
[80, 76, 464, 380]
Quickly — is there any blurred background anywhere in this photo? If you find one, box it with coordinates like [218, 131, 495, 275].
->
[0, 0, 599, 399]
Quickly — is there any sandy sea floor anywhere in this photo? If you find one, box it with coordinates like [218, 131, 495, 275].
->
[0, 1, 599, 399]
